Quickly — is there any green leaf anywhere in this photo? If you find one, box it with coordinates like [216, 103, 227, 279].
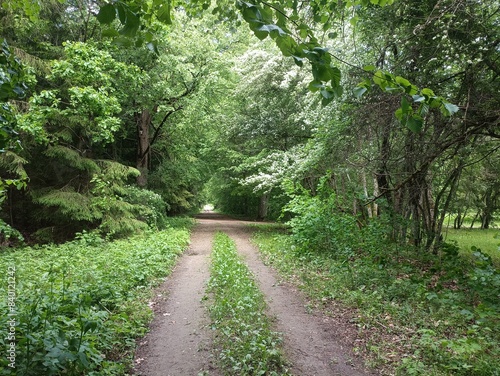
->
[330, 67, 341, 87]
[395, 76, 411, 88]
[412, 94, 425, 103]
[442, 102, 459, 116]
[363, 65, 376, 72]
[275, 35, 296, 56]
[83, 320, 98, 333]
[312, 63, 336, 82]
[156, 2, 172, 24]
[401, 96, 411, 113]
[116, 3, 127, 24]
[77, 351, 90, 368]
[101, 28, 119, 38]
[373, 70, 386, 88]
[299, 27, 308, 39]
[241, 3, 261, 23]
[120, 10, 140, 37]
[418, 102, 430, 117]
[308, 80, 324, 92]
[321, 88, 335, 100]
[96, 4, 116, 24]
[429, 97, 441, 108]
[253, 29, 269, 41]
[421, 88, 435, 98]
[395, 107, 404, 121]
[257, 24, 286, 38]
[353, 86, 367, 99]
[407, 115, 423, 132]
[392, 75, 416, 94]
[292, 55, 304, 67]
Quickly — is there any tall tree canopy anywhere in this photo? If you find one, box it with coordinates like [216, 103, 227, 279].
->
[0, 0, 498, 247]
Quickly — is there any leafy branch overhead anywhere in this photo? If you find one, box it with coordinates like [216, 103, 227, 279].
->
[96, 0, 459, 131]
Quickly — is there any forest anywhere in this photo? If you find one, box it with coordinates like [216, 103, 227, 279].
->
[0, 0, 499, 375]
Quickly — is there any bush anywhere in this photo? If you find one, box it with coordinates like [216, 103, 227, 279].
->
[123, 186, 169, 229]
[283, 182, 365, 259]
[253, 227, 500, 375]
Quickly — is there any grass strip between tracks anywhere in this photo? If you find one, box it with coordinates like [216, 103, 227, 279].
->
[206, 232, 290, 376]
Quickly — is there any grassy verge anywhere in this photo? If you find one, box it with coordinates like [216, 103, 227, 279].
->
[0, 220, 193, 376]
[443, 228, 500, 266]
[252, 225, 500, 376]
[206, 232, 289, 376]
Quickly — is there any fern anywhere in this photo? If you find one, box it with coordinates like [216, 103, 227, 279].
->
[96, 159, 140, 180]
[93, 196, 136, 215]
[12, 46, 50, 75]
[0, 151, 29, 205]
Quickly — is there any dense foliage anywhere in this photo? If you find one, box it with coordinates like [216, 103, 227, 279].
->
[0, 223, 191, 375]
[1, 0, 498, 243]
[0, 1, 498, 374]
[0, 2, 237, 242]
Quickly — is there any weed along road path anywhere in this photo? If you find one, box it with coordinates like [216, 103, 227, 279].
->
[134, 212, 373, 376]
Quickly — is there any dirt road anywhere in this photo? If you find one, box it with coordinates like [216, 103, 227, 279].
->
[133, 213, 373, 376]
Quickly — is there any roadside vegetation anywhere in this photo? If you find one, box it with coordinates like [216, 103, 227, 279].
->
[207, 232, 289, 375]
[1, 1, 499, 375]
[444, 228, 500, 266]
[0, 220, 192, 375]
[253, 221, 500, 376]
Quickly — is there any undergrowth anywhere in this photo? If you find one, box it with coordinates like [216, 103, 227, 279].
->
[206, 232, 289, 376]
[252, 225, 500, 376]
[0, 220, 192, 375]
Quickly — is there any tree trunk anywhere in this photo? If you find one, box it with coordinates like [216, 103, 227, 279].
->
[258, 192, 270, 220]
[361, 167, 372, 218]
[136, 109, 153, 187]
[481, 187, 496, 229]
[372, 174, 379, 217]
[470, 211, 480, 228]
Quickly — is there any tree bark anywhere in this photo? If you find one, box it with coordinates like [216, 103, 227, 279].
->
[258, 192, 270, 220]
[136, 109, 153, 187]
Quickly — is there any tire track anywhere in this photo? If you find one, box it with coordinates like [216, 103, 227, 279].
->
[134, 213, 374, 376]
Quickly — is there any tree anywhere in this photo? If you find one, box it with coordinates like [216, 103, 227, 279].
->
[207, 45, 316, 219]
[8, 41, 150, 240]
[352, 0, 499, 248]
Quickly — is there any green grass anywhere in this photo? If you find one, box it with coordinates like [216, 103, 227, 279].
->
[252, 226, 500, 376]
[0, 223, 192, 376]
[443, 228, 500, 266]
[206, 232, 289, 376]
